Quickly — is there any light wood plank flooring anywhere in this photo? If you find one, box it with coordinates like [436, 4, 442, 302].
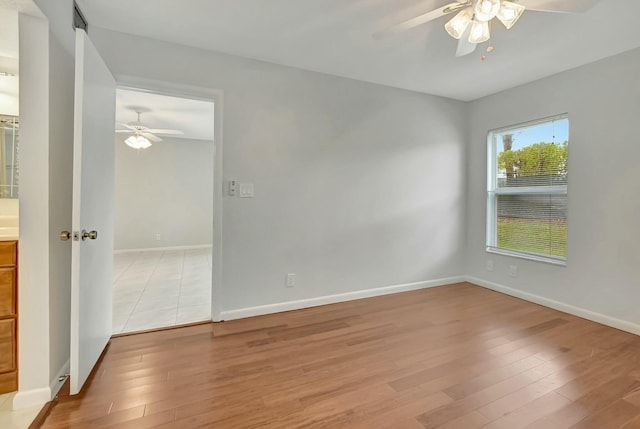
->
[38, 282, 640, 428]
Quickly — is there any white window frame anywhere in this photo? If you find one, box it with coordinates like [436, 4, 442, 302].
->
[486, 114, 568, 266]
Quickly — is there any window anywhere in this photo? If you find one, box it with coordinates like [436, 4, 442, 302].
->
[487, 115, 568, 265]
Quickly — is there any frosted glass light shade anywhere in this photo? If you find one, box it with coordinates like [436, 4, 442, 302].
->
[125, 135, 152, 149]
[474, 0, 501, 22]
[469, 20, 490, 43]
[445, 8, 473, 39]
[497, 1, 526, 29]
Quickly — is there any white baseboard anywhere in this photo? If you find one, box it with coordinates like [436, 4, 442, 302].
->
[220, 276, 465, 321]
[465, 276, 640, 336]
[49, 359, 70, 399]
[115, 244, 212, 254]
[12, 387, 50, 410]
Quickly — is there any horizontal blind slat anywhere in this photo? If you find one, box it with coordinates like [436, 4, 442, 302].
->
[496, 194, 567, 258]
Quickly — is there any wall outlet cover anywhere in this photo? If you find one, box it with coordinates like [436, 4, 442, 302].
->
[228, 179, 237, 196]
[286, 273, 295, 287]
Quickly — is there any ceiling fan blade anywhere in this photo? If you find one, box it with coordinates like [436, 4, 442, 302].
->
[374, 1, 470, 38]
[146, 129, 185, 135]
[517, 0, 598, 13]
[115, 129, 134, 133]
[455, 30, 477, 57]
[141, 132, 162, 143]
[116, 122, 136, 130]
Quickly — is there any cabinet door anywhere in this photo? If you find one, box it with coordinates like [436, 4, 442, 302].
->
[0, 242, 16, 266]
[0, 268, 16, 317]
[0, 319, 16, 372]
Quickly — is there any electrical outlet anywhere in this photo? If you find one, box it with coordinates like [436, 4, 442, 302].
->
[155, 233, 161, 241]
[286, 273, 296, 288]
[509, 265, 517, 278]
[486, 259, 494, 272]
[227, 179, 237, 196]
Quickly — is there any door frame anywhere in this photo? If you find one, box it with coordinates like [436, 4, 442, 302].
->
[115, 76, 224, 321]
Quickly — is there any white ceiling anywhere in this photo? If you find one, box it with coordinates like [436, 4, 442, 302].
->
[76, 0, 640, 101]
[116, 89, 214, 141]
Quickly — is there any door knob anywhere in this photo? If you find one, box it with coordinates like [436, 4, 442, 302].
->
[60, 231, 72, 241]
[81, 229, 98, 241]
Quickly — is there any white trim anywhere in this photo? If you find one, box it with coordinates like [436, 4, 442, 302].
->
[486, 247, 566, 266]
[220, 276, 465, 321]
[465, 276, 640, 336]
[49, 359, 70, 399]
[114, 244, 212, 254]
[489, 113, 569, 135]
[491, 185, 567, 195]
[12, 387, 50, 410]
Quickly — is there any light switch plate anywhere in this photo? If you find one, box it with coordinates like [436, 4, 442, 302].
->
[239, 183, 254, 198]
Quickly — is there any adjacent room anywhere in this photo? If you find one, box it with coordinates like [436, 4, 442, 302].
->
[113, 88, 214, 334]
[4, 0, 640, 428]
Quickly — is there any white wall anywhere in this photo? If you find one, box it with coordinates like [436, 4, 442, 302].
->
[0, 199, 18, 217]
[466, 47, 640, 329]
[16, 12, 51, 408]
[90, 28, 468, 313]
[0, 8, 19, 117]
[114, 135, 214, 250]
[15, 0, 75, 409]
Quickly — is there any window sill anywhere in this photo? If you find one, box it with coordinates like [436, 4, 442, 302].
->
[486, 247, 566, 267]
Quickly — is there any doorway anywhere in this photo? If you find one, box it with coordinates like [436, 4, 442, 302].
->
[112, 88, 215, 334]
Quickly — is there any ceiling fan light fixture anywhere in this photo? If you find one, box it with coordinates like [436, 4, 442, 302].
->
[469, 20, 490, 44]
[125, 135, 152, 149]
[473, 0, 501, 22]
[496, 1, 526, 29]
[445, 7, 473, 39]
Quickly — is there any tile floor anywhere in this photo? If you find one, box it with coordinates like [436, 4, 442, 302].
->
[113, 247, 212, 334]
[0, 392, 41, 429]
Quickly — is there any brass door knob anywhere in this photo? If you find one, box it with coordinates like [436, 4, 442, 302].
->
[60, 231, 72, 241]
[81, 230, 98, 241]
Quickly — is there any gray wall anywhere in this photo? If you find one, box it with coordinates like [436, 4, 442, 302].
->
[17, 11, 51, 400]
[114, 135, 214, 250]
[466, 47, 640, 326]
[47, 28, 74, 392]
[17, 0, 76, 405]
[90, 28, 468, 312]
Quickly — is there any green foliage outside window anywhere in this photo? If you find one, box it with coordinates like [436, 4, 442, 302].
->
[498, 141, 568, 178]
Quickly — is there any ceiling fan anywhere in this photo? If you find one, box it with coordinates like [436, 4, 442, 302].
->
[116, 111, 184, 149]
[375, 0, 598, 57]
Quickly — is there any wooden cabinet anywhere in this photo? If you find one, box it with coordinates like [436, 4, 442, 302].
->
[0, 241, 17, 394]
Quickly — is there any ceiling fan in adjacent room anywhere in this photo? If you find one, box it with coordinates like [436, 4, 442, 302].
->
[375, 0, 598, 58]
[116, 111, 184, 149]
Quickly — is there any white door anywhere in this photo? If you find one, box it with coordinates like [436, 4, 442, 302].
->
[70, 29, 116, 395]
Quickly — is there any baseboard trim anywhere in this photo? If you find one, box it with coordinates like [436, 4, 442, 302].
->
[220, 276, 465, 321]
[12, 387, 50, 410]
[114, 244, 212, 254]
[465, 276, 640, 336]
[49, 359, 69, 399]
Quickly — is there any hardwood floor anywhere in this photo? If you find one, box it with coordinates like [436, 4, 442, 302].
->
[39, 282, 640, 428]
